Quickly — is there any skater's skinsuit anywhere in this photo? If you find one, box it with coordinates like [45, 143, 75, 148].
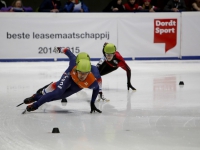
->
[32, 49, 99, 109]
[96, 47, 132, 86]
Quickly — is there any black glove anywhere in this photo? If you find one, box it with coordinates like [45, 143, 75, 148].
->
[90, 102, 102, 113]
[55, 47, 62, 53]
[127, 82, 136, 90]
[26, 104, 37, 112]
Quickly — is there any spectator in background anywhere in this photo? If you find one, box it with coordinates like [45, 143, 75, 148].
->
[103, 0, 125, 12]
[138, 0, 159, 12]
[39, 0, 62, 12]
[63, 0, 89, 12]
[124, 0, 139, 12]
[1, 0, 33, 12]
[192, 0, 200, 11]
[164, 0, 187, 12]
[0, 0, 6, 9]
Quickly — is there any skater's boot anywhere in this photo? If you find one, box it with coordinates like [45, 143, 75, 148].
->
[61, 98, 68, 103]
[26, 103, 38, 112]
[24, 94, 37, 104]
[97, 92, 110, 102]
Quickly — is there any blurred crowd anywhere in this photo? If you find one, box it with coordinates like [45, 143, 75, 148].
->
[0, 0, 199, 12]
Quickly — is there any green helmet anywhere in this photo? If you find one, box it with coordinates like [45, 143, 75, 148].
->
[104, 43, 116, 54]
[76, 59, 91, 73]
[76, 52, 90, 64]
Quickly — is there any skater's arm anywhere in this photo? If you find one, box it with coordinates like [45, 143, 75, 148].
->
[59, 48, 76, 64]
[89, 81, 99, 103]
[91, 65, 102, 92]
[115, 52, 131, 83]
[116, 52, 136, 90]
[63, 48, 76, 61]
[57, 47, 76, 69]
[119, 61, 136, 90]
[118, 61, 131, 84]
[89, 81, 102, 113]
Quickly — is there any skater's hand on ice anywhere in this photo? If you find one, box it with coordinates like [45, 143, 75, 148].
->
[127, 82, 136, 90]
[90, 102, 102, 113]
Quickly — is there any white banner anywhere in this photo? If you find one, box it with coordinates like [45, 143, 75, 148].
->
[0, 13, 200, 61]
[181, 12, 200, 58]
[0, 13, 117, 59]
[118, 13, 181, 59]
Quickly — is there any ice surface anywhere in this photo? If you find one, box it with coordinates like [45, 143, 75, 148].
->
[0, 60, 200, 150]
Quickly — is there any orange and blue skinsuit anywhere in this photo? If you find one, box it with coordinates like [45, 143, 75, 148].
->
[32, 48, 99, 109]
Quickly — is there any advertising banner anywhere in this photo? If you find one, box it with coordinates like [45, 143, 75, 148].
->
[118, 13, 181, 59]
[0, 13, 118, 60]
[0, 13, 200, 61]
[181, 12, 200, 59]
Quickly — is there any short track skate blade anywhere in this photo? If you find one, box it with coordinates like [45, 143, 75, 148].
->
[97, 99, 110, 102]
[16, 102, 24, 107]
[22, 109, 26, 114]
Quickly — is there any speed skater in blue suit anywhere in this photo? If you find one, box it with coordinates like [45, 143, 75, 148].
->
[23, 47, 102, 113]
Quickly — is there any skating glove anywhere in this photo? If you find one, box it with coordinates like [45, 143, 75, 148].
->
[90, 102, 102, 113]
[55, 47, 62, 53]
[127, 82, 136, 90]
[55, 47, 68, 53]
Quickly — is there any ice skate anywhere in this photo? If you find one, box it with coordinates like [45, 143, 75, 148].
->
[26, 104, 37, 112]
[97, 92, 110, 102]
[23, 94, 37, 104]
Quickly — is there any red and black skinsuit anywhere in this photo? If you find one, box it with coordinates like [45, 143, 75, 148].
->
[96, 44, 135, 90]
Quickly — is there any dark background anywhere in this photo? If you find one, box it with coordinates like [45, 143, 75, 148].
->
[4, 0, 193, 12]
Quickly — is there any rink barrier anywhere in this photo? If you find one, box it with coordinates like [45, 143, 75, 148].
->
[134, 56, 200, 60]
[0, 57, 133, 62]
[181, 56, 200, 60]
[1, 56, 200, 62]
[135, 57, 180, 60]
[0, 58, 54, 62]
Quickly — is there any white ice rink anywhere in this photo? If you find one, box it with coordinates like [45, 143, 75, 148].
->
[0, 60, 200, 150]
